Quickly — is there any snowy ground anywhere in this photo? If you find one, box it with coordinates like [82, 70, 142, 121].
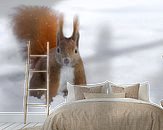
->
[0, 0, 163, 112]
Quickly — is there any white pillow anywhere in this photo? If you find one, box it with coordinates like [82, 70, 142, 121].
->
[108, 81, 150, 102]
[67, 81, 108, 102]
[139, 82, 150, 102]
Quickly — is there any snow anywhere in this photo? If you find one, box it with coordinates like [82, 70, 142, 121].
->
[0, 0, 163, 112]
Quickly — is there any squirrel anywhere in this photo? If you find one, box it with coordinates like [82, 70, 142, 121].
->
[12, 6, 87, 102]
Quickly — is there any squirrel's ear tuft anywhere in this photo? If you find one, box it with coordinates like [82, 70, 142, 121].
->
[57, 14, 64, 46]
[71, 16, 80, 47]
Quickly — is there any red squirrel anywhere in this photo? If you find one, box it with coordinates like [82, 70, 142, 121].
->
[12, 6, 86, 102]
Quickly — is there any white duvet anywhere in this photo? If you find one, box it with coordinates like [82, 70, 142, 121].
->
[42, 98, 163, 130]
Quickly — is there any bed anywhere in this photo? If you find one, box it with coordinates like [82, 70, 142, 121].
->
[42, 98, 163, 130]
[40, 81, 163, 130]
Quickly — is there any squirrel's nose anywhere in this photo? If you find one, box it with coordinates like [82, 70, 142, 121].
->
[63, 58, 70, 65]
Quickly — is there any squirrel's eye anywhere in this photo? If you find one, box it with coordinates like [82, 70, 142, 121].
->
[57, 48, 60, 53]
[75, 49, 78, 54]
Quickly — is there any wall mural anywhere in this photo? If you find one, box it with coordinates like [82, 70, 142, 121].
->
[0, 0, 163, 112]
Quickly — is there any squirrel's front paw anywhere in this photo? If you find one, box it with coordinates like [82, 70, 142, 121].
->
[30, 91, 44, 99]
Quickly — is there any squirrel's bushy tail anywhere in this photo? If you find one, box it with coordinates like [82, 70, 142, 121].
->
[12, 6, 57, 55]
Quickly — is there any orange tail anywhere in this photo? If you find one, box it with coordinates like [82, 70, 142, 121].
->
[12, 6, 58, 67]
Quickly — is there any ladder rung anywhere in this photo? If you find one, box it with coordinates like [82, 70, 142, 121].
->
[28, 89, 47, 91]
[30, 55, 47, 57]
[27, 103, 47, 107]
[29, 70, 47, 72]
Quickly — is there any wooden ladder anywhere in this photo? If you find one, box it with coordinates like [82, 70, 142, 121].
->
[24, 41, 50, 124]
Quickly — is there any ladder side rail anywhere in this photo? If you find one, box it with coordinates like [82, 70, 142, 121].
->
[23, 60, 28, 124]
[24, 41, 31, 124]
[46, 42, 50, 116]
